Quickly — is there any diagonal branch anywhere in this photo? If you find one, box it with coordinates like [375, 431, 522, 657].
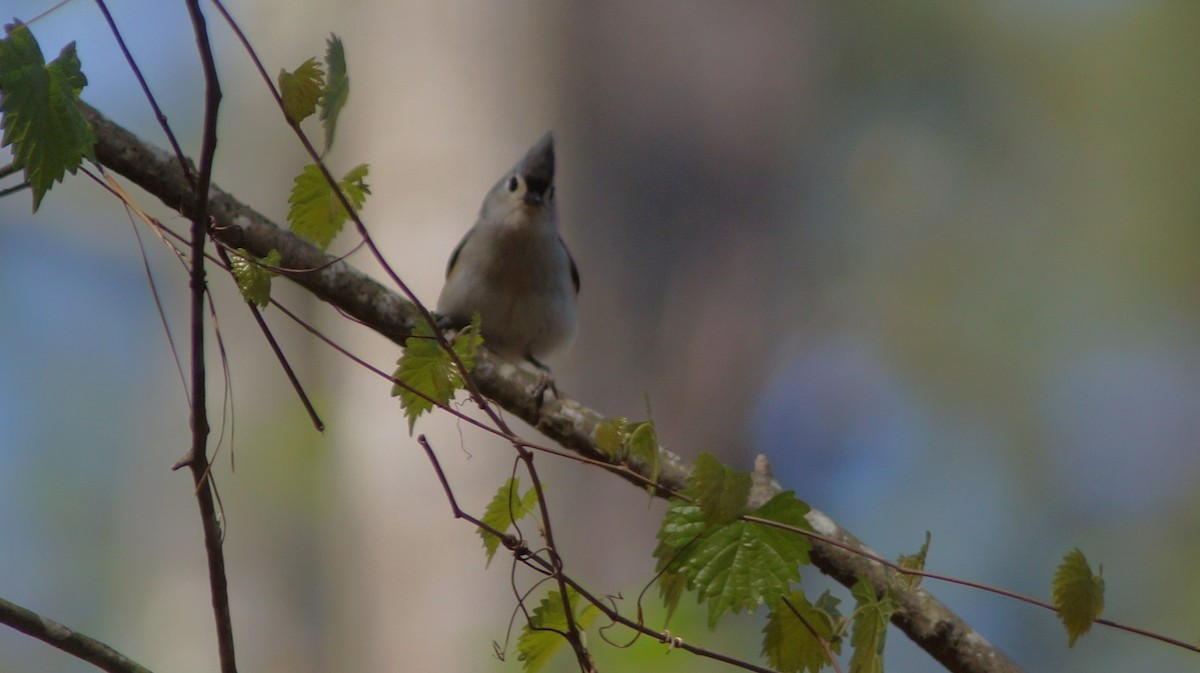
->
[78, 100, 1024, 673]
[0, 596, 153, 673]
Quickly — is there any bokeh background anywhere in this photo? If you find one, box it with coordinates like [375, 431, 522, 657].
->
[2, 2, 1199, 672]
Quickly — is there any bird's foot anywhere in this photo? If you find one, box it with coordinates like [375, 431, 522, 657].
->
[526, 354, 559, 411]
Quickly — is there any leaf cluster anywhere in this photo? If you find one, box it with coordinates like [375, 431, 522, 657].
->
[594, 416, 659, 488]
[277, 35, 370, 252]
[0, 21, 96, 211]
[391, 313, 483, 432]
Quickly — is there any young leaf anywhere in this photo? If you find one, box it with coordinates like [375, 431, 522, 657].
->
[391, 315, 481, 432]
[517, 588, 600, 673]
[278, 57, 324, 123]
[287, 162, 370, 249]
[319, 34, 349, 153]
[654, 491, 811, 628]
[656, 569, 689, 625]
[593, 417, 627, 460]
[849, 577, 893, 673]
[477, 477, 539, 566]
[229, 248, 281, 308]
[895, 531, 932, 590]
[763, 590, 842, 673]
[690, 452, 751, 525]
[626, 420, 660, 488]
[0, 22, 96, 212]
[1052, 548, 1104, 647]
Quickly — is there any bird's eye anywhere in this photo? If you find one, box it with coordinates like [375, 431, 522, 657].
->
[507, 176, 520, 193]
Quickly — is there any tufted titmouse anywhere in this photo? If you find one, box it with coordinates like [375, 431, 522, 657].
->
[436, 133, 579, 384]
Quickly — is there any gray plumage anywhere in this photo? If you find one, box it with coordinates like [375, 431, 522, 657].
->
[436, 133, 579, 367]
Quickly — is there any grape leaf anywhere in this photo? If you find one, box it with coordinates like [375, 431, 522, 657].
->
[655, 490, 811, 628]
[278, 57, 324, 123]
[626, 420, 659, 488]
[763, 590, 842, 673]
[391, 314, 482, 432]
[690, 452, 750, 525]
[593, 417, 627, 460]
[287, 162, 370, 249]
[477, 477, 539, 566]
[895, 530, 931, 590]
[517, 588, 600, 673]
[1052, 548, 1104, 647]
[0, 22, 95, 212]
[849, 577, 893, 673]
[319, 34, 348, 154]
[229, 248, 281, 308]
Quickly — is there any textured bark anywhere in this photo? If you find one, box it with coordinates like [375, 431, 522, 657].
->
[80, 101, 1025, 673]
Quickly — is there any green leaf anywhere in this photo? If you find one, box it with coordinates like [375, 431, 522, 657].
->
[656, 569, 689, 625]
[763, 590, 842, 673]
[319, 34, 349, 154]
[593, 417, 627, 460]
[895, 531, 931, 590]
[849, 577, 893, 673]
[1052, 548, 1104, 647]
[654, 490, 811, 628]
[229, 248, 281, 308]
[517, 588, 600, 673]
[626, 421, 660, 489]
[690, 452, 750, 525]
[391, 314, 481, 432]
[477, 477, 539, 566]
[0, 22, 95, 212]
[278, 57, 324, 123]
[287, 162, 370, 249]
[592, 417, 660, 490]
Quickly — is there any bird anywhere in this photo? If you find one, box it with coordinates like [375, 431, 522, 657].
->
[436, 132, 579, 396]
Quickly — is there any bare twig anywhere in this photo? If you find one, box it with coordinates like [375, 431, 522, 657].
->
[0, 596, 154, 673]
[179, 1, 237, 672]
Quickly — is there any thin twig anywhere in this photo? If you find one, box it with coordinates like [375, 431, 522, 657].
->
[92, 0, 191, 175]
[0, 596, 154, 673]
[179, 1, 237, 672]
[417, 437, 776, 673]
[217, 246, 324, 431]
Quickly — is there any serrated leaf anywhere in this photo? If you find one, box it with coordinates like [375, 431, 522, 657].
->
[391, 315, 480, 432]
[896, 530, 931, 590]
[319, 34, 348, 153]
[849, 577, 892, 673]
[287, 162, 370, 249]
[278, 57, 324, 123]
[763, 590, 843, 673]
[690, 452, 750, 525]
[656, 569, 689, 625]
[1052, 548, 1104, 647]
[0, 22, 96, 212]
[627, 421, 660, 489]
[654, 491, 811, 628]
[517, 588, 600, 673]
[593, 417, 627, 460]
[229, 248, 280, 308]
[477, 477, 539, 566]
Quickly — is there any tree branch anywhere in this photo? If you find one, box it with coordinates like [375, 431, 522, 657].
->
[0, 596, 153, 673]
[79, 100, 1024, 673]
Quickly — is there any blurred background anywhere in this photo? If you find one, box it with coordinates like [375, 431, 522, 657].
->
[2, 1, 1199, 672]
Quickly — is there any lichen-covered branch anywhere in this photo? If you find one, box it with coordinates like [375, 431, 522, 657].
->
[79, 101, 1024, 673]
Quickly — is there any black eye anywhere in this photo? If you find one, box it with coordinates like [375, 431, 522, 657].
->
[507, 176, 520, 193]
